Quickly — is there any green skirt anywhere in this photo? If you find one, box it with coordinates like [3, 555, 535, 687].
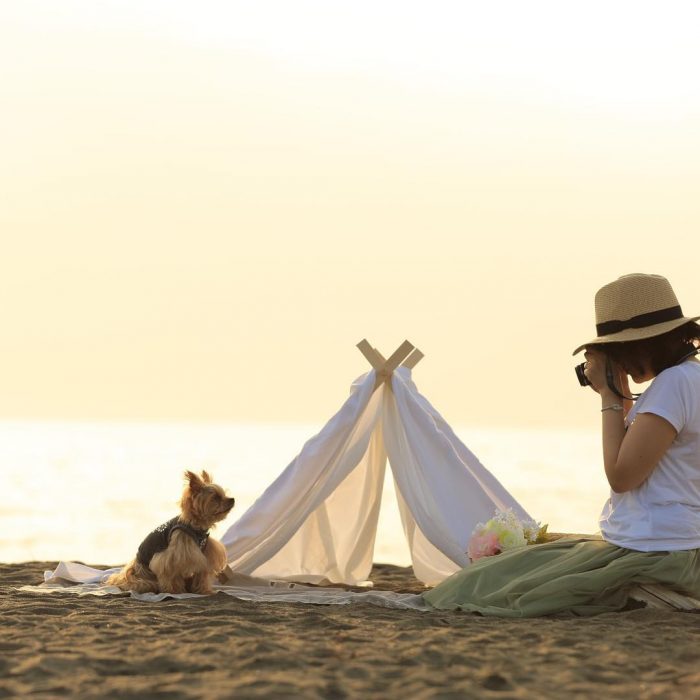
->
[423, 537, 700, 617]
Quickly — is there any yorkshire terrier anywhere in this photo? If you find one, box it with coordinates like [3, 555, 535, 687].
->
[107, 470, 235, 595]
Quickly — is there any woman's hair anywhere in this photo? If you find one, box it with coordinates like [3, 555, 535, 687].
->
[598, 321, 700, 377]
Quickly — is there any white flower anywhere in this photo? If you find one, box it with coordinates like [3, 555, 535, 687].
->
[521, 519, 542, 543]
[499, 527, 527, 550]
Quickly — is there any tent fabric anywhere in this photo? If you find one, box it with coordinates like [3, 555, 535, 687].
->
[221, 367, 532, 586]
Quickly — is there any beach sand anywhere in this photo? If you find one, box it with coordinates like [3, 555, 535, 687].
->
[2, 562, 700, 699]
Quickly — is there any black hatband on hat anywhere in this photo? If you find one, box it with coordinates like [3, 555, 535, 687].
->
[596, 305, 684, 337]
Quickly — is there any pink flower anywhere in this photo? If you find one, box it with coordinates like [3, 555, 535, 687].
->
[468, 530, 501, 562]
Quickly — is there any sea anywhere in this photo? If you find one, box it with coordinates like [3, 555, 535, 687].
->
[0, 421, 608, 566]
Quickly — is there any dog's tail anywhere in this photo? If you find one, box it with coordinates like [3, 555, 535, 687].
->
[107, 560, 160, 594]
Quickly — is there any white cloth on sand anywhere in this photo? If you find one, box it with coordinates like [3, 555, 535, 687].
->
[25, 562, 430, 610]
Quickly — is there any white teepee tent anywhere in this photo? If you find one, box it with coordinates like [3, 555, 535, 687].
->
[220, 341, 531, 586]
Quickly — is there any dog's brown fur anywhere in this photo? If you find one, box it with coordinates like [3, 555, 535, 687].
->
[107, 470, 234, 595]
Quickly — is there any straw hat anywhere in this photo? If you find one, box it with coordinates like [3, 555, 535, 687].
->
[572, 273, 699, 355]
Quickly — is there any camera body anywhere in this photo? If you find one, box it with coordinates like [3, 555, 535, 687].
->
[575, 362, 590, 387]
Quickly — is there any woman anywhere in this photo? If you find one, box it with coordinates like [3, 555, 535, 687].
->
[424, 273, 700, 617]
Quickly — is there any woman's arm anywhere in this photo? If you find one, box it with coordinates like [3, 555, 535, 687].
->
[585, 350, 677, 493]
[601, 398, 676, 492]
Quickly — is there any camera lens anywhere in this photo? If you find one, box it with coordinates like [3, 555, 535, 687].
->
[575, 363, 590, 387]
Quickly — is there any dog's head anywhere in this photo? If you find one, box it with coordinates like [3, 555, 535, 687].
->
[180, 470, 235, 529]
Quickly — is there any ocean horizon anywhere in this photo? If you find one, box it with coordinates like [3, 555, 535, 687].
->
[1, 420, 607, 566]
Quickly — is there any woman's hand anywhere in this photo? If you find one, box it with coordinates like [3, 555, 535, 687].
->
[583, 349, 613, 395]
[584, 348, 632, 407]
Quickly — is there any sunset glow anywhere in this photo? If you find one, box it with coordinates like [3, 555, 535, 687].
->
[2, 1, 699, 428]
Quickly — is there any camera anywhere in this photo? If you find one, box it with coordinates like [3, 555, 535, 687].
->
[575, 363, 590, 387]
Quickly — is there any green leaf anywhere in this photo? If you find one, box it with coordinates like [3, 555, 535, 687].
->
[534, 523, 549, 544]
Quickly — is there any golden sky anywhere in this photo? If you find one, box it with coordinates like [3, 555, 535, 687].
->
[2, 1, 699, 429]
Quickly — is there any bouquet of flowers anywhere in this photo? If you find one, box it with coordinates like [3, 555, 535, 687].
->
[467, 509, 548, 562]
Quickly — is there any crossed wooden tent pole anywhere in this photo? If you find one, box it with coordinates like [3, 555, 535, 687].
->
[356, 339, 424, 391]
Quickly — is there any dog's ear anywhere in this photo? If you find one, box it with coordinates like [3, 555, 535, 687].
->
[184, 470, 204, 493]
[201, 470, 213, 484]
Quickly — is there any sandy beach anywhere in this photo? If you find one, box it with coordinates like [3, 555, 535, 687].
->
[2, 562, 700, 699]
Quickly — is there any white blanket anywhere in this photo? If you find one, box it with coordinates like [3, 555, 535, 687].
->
[22, 561, 430, 610]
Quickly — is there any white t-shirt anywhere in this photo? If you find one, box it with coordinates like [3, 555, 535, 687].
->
[599, 359, 700, 551]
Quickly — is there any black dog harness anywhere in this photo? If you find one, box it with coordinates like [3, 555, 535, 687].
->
[136, 517, 210, 569]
